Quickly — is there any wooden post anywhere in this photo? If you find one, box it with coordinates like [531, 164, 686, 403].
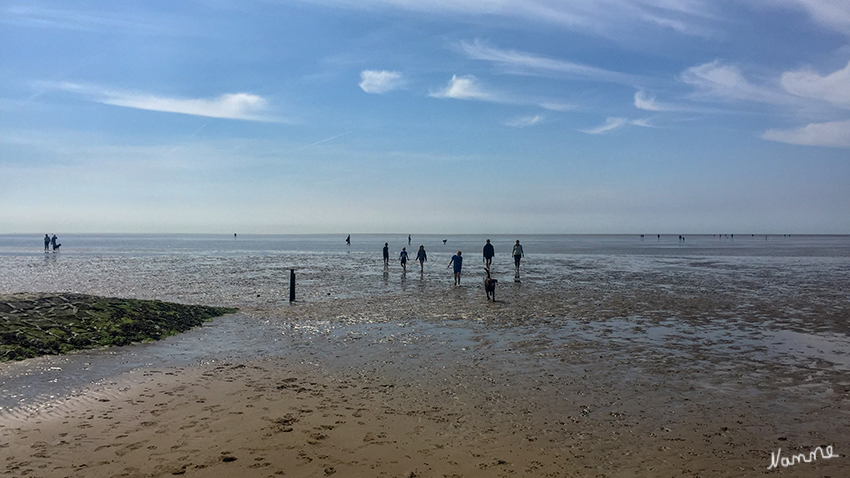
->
[289, 269, 296, 302]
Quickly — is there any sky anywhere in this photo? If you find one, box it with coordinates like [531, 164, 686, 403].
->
[1, 0, 850, 235]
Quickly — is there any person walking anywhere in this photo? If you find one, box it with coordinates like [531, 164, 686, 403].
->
[483, 239, 495, 268]
[399, 247, 409, 271]
[416, 245, 427, 272]
[44, 234, 50, 252]
[511, 240, 524, 277]
[448, 251, 463, 285]
[51, 234, 61, 252]
[383, 243, 390, 266]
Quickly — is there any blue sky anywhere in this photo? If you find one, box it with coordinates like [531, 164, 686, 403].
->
[2, 0, 849, 234]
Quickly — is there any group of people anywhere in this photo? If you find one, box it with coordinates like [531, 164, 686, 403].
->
[43, 234, 61, 252]
[383, 239, 526, 286]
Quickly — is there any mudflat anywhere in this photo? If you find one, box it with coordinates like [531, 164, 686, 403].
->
[2, 287, 848, 477]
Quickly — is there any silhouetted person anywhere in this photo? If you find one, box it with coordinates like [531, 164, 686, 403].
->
[346, 235, 351, 245]
[382, 243, 390, 266]
[483, 239, 494, 268]
[44, 234, 50, 252]
[512, 240, 524, 277]
[399, 247, 409, 271]
[416, 245, 427, 272]
[51, 234, 60, 252]
[448, 251, 463, 285]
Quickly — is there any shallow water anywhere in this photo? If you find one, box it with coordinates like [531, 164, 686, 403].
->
[1, 234, 849, 416]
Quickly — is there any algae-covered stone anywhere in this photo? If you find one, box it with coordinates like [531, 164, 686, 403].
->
[0, 293, 237, 361]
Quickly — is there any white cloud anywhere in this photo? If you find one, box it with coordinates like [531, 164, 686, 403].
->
[429, 75, 497, 101]
[37, 82, 277, 121]
[359, 70, 405, 94]
[762, 120, 850, 148]
[579, 117, 629, 134]
[505, 115, 543, 128]
[459, 39, 638, 85]
[680, 60, 791, 105]
[780, 60, 850, 108]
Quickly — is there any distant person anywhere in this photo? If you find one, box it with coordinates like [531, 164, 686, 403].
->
[408, 234, 411, 245]
[44, 234, 50, 252]
[51, 234, 61, 252]
[511, 240, 524, 276]
[382, 243, 390, 266]
[482, 239, 494, 268]
[443, 239, 447, 244]
[448, 251, 463, 285]
[346, 235, 351, 245]
[416, 245, 427, 272]
[399, 247, 409, 271]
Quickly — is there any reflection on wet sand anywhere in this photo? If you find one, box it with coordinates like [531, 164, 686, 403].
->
[1, 238, 849, 476]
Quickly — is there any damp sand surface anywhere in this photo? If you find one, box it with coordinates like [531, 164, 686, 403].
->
[1, 234, 849, 477]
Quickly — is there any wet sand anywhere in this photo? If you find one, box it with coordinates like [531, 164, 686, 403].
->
[2, 282, 849, 477]
[2, 239, 849, 477]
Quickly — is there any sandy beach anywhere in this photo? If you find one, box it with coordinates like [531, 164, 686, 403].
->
[1, 235, 849, 477]
[3, 286, 849, 477]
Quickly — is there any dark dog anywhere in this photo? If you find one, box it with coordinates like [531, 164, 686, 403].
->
[484, 268, 498, 301]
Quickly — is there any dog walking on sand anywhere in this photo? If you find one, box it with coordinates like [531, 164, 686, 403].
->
[484, 268, 498, 301]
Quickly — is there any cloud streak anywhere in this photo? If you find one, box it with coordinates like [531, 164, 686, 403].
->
[505, 115, 543, 128]
[297, 0, 720, 40]
[679, 60, 790, 104]
[38, 82, 278, 122]
[579, 117, 629, 135]
[4, 4, 183, 35]
[459, 40, 639, 85]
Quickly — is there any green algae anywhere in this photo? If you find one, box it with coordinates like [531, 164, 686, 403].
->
[0, 293, 237, 361]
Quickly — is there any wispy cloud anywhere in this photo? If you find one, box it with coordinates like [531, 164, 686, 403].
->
[780, 60, 850, 108]
[680, 60, 788, 104]
[458, 39, 639, 85]
[428, 74, 576, 112]
[505, 115, 543, 128]
[762, 120, 850, 148]
[3, 5, 183, 35]
[630, 118, 656, 128]
[37, 82, 278, 122]
[359, 70, 406, 94]
[579, 117, 629, 135]
[635, 91, 680, 112]
[579, 116, 654, 134]
[296, 0, 719, 40]
[429, 75, 499, 101]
